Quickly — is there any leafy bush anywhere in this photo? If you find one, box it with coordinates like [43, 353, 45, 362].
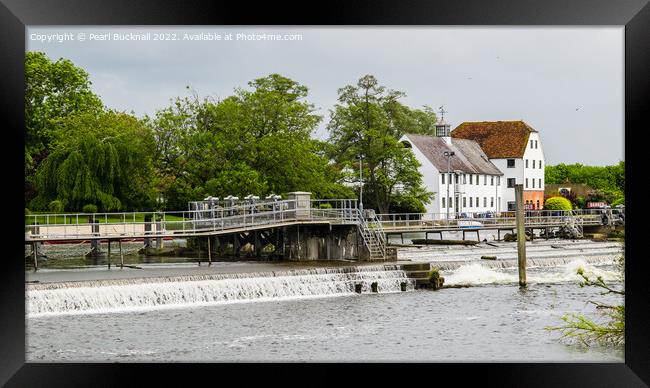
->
[575, 196, 587, 209]
[544, 196, 573, 210]
[48, 200, 64, 213]
[25, 208, 31, 215]
[82, 204, 98, 213]
[318, 203, 333, 209]
[611, 197, 625, 207]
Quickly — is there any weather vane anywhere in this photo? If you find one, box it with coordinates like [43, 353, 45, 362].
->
[438, 105, 447, 121]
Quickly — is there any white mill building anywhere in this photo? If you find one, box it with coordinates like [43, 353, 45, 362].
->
[400, 108, 545, 218]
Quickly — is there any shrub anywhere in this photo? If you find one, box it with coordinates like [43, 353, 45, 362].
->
[318, 203, 333, 209]
[611, 197, 625, 207]
[48, 200, 64, 213]
[575, 196, 587, 209]
[25, 208, 31, 215]
[82, 204, 98, 213]
[544, 196, 573, 210]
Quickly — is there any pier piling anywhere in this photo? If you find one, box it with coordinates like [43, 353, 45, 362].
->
[515, 184, 527, 287]
[119, 240, 124, 269]
[207, 237, 212, 266]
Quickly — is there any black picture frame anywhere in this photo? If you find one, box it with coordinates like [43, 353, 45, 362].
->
[1, 0, 648, 386]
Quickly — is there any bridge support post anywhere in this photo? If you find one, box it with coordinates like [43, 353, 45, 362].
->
[156, 221, 163, 248]
[207, 236, 212, 266]
[32, 242, 38, 272]
[144, 215, 152, 248]
[90, 221, 100, 253]
[119, 239, 124, 269]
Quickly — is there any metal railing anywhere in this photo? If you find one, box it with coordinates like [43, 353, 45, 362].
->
[24, 199, 361, 241]
[372, 209, 618, 231]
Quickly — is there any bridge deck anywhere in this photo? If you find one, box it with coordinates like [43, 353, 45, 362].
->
[25, 199, 617, 244]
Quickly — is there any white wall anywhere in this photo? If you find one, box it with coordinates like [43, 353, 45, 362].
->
[400, 136, 440, 216]
[523, 132, 546, 193]
[492, 158, 523, 211]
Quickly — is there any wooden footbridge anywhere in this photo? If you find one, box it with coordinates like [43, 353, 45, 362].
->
[25, 191, 618, 266]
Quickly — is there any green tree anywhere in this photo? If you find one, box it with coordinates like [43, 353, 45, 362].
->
[545, 162, 625, 204]
[327, 75, 434, 214]
[25, 52, 104, 202]
[33, 111, 156, 211]
[151, 75, 352, 207]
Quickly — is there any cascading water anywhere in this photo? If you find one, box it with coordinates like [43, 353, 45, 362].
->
[443, 258, 622, 286]
[27, 265, 415, 317]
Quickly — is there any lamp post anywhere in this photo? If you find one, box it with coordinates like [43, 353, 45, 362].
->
[443, 151, 455, 221]
[357, 155, 364, 215]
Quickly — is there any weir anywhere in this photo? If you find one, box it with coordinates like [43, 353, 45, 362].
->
[26, 264, 416, 316]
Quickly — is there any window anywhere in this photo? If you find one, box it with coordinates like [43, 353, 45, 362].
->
[533, 160, 537, 169]
[539, 178, 542, 187]
[530, 140, 534, 149]
[483, 197, 487, 207]
[491, 197, 494, 207]
[463, 197, 467, 207]
[476, 197, 479, 207]
[484, 175, 487, 185]
[536, 200, 540, 209]
[476, 175, 480, 185]
[535, 140, 538, 149]
[497, 177, 500, 186]
[507, 159, 515, 168]
[507, 201, 516, 211]
[448, 197, 452, 208]
[539, 160, 542, 169]
[455, 174, 459, 184]
[525, 159, 529, 168]
[463, 174, 466, 184]
[532, 179, 535, 188]
[491, 176, 494, 185]
[507, 178, 515, 188]
[449, 173, 452, 183]
[469, 175, 473, 184]
[525, 178, 528, 188]
[441, 174, 445, 184]
[469, 197, 473, 207]
[442, 197, 445, 208]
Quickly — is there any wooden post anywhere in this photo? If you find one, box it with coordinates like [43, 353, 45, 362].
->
[207, 236, 212, 266]
[108, 240, 111, 258]
[119, 239, 124, 269]
[33, 243, 38, 272]
[515, 184, 527, 287]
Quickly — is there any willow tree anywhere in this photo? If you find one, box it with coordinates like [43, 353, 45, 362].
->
[327, 75, 435, 214]
[33, 111, 156, 211]
[25, 52, 103, 202]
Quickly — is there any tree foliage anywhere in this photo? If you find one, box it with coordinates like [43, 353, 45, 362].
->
[151, 75, 353, 208]
[547, 255, 625, 347]
[327, 75, 435, 214]
[545, 162, 625, 204]
[25, 52, 104, 202]
[33, 111, 156, 211]
[544, 196, 573, 210]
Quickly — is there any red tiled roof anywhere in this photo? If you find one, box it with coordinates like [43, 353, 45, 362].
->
[451, 121, 537, 159]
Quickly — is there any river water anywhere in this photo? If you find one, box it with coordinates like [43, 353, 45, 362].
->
[25, 239, 625, 362]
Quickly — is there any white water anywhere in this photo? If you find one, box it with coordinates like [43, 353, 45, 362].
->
[444, 258, 621, 286]
[27, 265, 414, 317]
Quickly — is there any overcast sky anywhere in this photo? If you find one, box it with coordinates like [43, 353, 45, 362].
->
[27, 26, 623, 165]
